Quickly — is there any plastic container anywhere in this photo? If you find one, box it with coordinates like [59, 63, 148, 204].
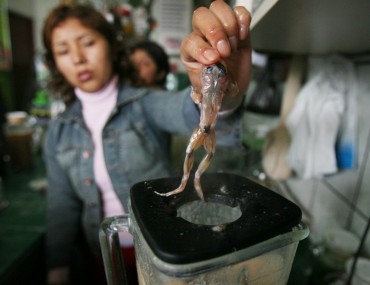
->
[242, 111, 279, 151]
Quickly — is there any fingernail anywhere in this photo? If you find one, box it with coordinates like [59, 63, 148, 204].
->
[217, 39, 230, 55]
[240, 24, 247, 40]
[203, 49, 219, 61]
[229, 36, 238, 52]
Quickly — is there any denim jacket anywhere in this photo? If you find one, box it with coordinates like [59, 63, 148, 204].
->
[44, 84, 241, 269]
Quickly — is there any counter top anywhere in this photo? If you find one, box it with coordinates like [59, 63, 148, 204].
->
[0, 155, 47, 285]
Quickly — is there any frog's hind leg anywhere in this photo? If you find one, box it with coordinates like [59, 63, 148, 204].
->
[193, 130, 216, 201]
[155, 151, 195, 197]
[155, 128, 204, 198]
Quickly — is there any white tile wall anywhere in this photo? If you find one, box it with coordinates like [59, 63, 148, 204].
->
[283, 63, 370, 256]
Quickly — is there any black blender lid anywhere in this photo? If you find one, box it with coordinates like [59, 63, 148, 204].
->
[130, 173, 302, 265]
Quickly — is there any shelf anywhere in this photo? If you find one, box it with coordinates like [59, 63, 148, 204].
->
[250, 0, 370, 54]
[250, 0, 279, 30]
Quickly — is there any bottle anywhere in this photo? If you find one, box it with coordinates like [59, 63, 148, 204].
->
[30, 89, 51, 126]
[30, 89, 51, 152]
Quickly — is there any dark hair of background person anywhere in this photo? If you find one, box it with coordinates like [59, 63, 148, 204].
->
[130, 41, 170, 88]
[42, 4, 138, 106]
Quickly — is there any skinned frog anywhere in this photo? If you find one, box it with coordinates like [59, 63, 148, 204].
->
[156, 62, 231, 200]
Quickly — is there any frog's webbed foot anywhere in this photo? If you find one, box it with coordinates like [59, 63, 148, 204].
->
[155, 151, 195, 197]
[154, 173, 190, 197]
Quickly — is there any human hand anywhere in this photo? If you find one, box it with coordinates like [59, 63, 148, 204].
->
[180, 0, 252, 111]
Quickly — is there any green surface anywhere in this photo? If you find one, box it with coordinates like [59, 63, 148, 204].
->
[0, 155, 46, 284]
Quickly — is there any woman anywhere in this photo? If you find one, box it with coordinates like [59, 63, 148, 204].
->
[43, 1, 251, 284]
[130, 40, 170, 89]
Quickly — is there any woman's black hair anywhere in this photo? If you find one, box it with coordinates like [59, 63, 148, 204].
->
[130, 41, 170, 87]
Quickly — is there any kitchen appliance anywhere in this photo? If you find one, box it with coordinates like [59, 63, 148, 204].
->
[4, 112, 34, 171]
[100, 173, 309, 284]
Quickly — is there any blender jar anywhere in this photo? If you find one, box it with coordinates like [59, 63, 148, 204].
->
[100, 173, 309, 285]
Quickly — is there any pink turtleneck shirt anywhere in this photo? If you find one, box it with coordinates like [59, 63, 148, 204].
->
[75, 77, 134, 246]
[75, 76, 125, 218]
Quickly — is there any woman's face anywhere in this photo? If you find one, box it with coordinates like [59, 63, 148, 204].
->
[51, 18, 113, 93]
[130, 49, 163, 87]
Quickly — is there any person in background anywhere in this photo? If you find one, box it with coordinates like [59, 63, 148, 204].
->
[130, 41, 173, 157]
[42, 1, 251, 284]
[130, 40, 170, 89]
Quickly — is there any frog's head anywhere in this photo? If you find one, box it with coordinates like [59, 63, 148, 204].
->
[204, 62, 226, 78]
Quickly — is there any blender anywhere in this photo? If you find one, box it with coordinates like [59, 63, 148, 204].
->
[100, 173, 309, 284]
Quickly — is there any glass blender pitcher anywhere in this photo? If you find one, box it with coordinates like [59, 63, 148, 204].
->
[100, 173, 309, 285]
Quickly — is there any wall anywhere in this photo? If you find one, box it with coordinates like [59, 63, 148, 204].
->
[8, 0, 58, 51]
[7, 0, 33, 17]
